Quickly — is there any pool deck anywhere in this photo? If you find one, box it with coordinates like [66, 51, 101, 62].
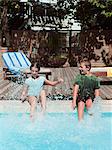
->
[0, 67, 112, 113]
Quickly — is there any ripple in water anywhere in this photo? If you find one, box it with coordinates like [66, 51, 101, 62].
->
[0, 109, 111, 150]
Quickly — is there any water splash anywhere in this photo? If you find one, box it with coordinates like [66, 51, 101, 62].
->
[0, 112, 111, 150]
[87, 96, 102, 118]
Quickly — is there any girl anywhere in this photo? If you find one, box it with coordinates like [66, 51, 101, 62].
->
[21, 62, 63, 120]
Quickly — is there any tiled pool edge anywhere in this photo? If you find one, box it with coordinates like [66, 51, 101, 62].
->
[0, 100, 112, 113]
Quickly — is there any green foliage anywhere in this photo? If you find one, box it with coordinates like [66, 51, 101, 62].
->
[0, 0, 112, 30]
[48, 55, 67, 67]
[89, 0, 112, 17]
[73, 0, 112, 30]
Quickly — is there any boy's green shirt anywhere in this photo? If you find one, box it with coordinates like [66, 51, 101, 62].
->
[74, 74, 100, 100]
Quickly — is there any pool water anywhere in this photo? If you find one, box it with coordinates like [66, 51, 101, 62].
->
[0, 112, 111, 150]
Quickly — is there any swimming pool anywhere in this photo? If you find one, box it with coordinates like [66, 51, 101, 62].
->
[0, 112, 111, 150]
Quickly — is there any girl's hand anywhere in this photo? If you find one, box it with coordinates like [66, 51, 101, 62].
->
[20, 95, 26, 103]
[58, 78, 64, 83]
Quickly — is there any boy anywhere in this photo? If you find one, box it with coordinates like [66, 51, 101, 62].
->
[72, 59, 100, 121]
[21, 62, 63, 120]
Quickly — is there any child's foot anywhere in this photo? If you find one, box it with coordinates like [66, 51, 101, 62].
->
[87, 109, 93, 116]
[41, 109, 46, 116]
[88, 113, 93, 116]
[30, 114, 35, 122]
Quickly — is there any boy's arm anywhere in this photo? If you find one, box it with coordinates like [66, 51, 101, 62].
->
[94, 77, 100, 98]
[72, 84, 79, 110]
[44, 78, 63, 86]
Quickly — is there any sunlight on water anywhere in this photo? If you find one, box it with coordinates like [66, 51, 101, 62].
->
[0, 110, 111, 150]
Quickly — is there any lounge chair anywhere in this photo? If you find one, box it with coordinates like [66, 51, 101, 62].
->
[2, 52, 31, 83]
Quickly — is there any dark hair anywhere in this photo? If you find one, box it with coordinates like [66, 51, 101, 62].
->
[80, 59, 91, 70]
[30, 62, 40, 71]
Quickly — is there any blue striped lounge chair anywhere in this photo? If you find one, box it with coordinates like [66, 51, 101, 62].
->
[2, 52, 31, 83]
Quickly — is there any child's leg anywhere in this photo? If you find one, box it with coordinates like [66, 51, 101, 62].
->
[40, 90, 46, 112]
[78, 101, 85, 121]
[86, 98, 92, 109]
[28, 96, 37, 118]
[86, 98, 93, 115]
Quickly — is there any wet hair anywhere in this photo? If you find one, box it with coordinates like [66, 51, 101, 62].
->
[30, 62, 40, 71]
[80, 59, 91, 70]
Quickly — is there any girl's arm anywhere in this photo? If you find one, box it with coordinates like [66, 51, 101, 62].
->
[44, 78, 63, 86]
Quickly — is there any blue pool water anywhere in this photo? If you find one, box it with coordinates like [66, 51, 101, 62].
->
[0, 112, 111, 150]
